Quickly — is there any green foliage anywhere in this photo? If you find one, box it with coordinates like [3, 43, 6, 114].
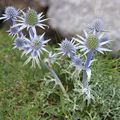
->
[0, 30, 120, 120]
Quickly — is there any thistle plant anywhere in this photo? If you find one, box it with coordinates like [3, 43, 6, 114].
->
[0, 6, 112, 104]
[73, 20, 111, 101]
[0, 6, 68, 98]
[58, 18, 112, 102]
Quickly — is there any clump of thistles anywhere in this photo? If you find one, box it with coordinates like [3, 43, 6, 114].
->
[0, 6, 112, 103]
[0, 6, 50, 67]
[58, 17, 112, 102]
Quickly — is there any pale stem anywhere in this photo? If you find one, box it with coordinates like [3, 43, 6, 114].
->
[43, 62, 68, 96]
[82, 70, 88, 89]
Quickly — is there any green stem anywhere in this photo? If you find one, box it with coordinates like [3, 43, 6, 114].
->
[42, 61, 67, 96]
[60, 92, 65, 114]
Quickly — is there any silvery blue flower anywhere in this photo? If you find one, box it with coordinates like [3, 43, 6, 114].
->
[74, 31, 112, 55]
[74, 30, 111, 81]
[58, 38, 79, 58]
[88, 17, 104, 33]
[13, 36, 26, 50]
[22, 33, 50, 67]
[7, 26, 19, 37]
[0, 6, 19, 21]
[14, 8, 48, 33]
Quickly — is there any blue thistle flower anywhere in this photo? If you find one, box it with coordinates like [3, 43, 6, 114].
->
[7, 26, 19, 37]
[13, 36, 26, 50]
[74, 31, 112, 55]
[74, 30, 112, 82]
[0, 6, 19, 21]
[14, 8, 48, 33]
[88, 17, 104, 33]
[22, 33, 50, 67]
[58, 38, 79, 58]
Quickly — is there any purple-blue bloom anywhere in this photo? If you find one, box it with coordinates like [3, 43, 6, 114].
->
[74, 31, 111, 55]
[58, 38, 79, 58]
[13, 8, 48, 34]
[0, 6, 19, 21]
[75, 30, 111, 71]
[74, 30, 112, 84]
[87, 17, 105, 33]
[7, 26, 19, 37]
[13, 36, 26, 50]
[22, 33, 49, 67]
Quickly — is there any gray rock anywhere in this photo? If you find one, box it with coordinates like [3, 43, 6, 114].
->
[39, 0, 48, 7]
[47, 0, 120, 51]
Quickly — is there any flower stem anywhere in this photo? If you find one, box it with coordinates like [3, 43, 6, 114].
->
[42, 61, 67, 96]
[82, 70, 88, 89]
[29, 27, 35, 38]
[85, 50, 94, 70]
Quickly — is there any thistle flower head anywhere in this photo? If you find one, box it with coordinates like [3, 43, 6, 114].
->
[31, 38, 43, 50]
[88, 17, 104, 33]
[0, 6, 18, 21]
[13, 36, 26, 50]
[25, 9, 38, 26]
[74, 31, 111, 54]
[5, 6, 18, 18]
[7, 26, 19, 37]
[14, 8, 48, 33]
[58, 38, 78, 57]
[86, 35, 99, 50]
[23, 33, 49, 67]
